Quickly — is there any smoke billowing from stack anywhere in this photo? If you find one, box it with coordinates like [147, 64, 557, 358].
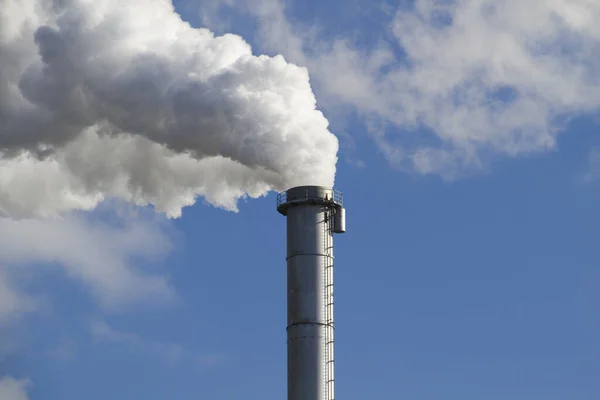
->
[0, 0, 338, 218]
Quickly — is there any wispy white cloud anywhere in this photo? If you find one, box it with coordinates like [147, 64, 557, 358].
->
[89, 319, 227, 370]
[90, 319, 186, 365]
[0, 269, 35, 325]
[381, 0, 600, 173]
[581, 147, 600, 183]
[0, 377, 30, 400]
[0, 207, 179, 393]
[0, 211, 176, 311]
[45, 338, 78, 362]
[200, 0, 600, 177]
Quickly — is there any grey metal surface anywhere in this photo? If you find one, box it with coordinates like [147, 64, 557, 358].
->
[278, 185, 345, 400]
[277, 186, 342, 216]
[333, 207, 346, 234]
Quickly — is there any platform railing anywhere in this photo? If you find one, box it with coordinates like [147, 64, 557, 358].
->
[276, 189, 343, 207]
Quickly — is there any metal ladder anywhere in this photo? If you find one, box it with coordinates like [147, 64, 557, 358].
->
[323, 208, 335, 400]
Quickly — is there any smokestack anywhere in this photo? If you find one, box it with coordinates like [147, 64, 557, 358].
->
[277, 186, 346, 400]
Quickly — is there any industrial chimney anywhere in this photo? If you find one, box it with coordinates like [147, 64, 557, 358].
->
[277, 186, 346, 400]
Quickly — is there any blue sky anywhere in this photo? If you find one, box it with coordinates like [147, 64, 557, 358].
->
[1, 0, 600, 399]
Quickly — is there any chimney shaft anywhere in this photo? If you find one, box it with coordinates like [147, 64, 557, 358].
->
[277, 186, 345, 400]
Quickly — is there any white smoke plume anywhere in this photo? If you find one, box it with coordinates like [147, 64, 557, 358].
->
[0, 0, 338, 218]
[205, 0, 600, 177]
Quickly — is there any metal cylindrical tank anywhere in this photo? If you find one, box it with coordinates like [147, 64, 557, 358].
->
[277, 186, 344, 400]
[334, 207, 346, 234]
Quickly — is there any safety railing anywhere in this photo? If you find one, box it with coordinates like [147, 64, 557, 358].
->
[276, 189, 343, 207]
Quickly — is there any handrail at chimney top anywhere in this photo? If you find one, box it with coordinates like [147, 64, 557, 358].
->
[276, 189, 343, 208]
